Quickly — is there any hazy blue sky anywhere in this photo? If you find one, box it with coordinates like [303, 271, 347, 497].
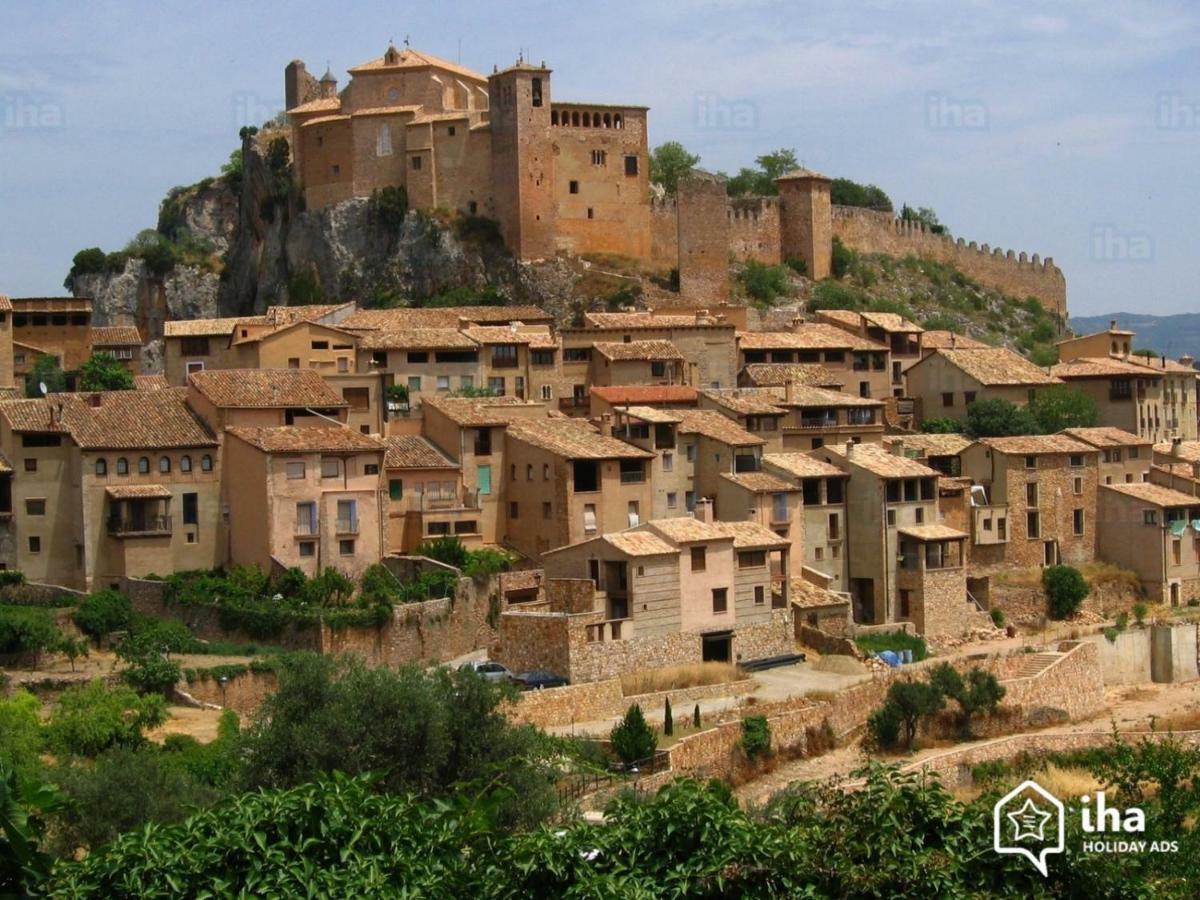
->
[2, 1, 1197, 316]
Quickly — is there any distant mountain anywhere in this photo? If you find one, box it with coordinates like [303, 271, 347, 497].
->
[1069, 312, 1200, 361]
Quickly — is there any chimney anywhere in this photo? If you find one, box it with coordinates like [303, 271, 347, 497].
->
[950, 333, 957, 349]
[694, 497, 713, 523]
[784, 380, 796, 404]
[1180, 353, 1195, 369]
[1110, 319, 1118, 331]
[1172, 436, 1183, 457]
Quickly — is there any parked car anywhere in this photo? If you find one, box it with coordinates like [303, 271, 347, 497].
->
[458, 660, 514, 683]
[513, 669, 570, 690]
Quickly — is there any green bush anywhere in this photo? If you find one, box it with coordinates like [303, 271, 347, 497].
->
[120, 652, 182, 695]
[463, 548, 514, 578]
[738, 260, 790, 307]
[867, 700, 902, 750]
[73, 589, 133, 640]
[740, 715, 771, 758]
[0, 691, 44, 777]
[366, 185, 409, 230]
[1133, 601, 1149, 625]
[989, 608, 1006, 628]
[784, 256, 807, 276]
[610, 704, 657, 766]
[417, 536, 469, 569]
[920, 417, 963, 434]
[807, 279, 864, 312]
[0, 570, 26, 588]
[854, 630, 928, 661]
[965, 397, 1037, 438]
[1043, 565, 1089, 620]
[78, 353, 134, 392]
[0, 606, 59, 656]
[830, 236, 854, 278]
[44, 681, 167, 757]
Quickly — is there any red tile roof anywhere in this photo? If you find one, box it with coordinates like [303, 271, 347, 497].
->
[588, 385, 699, 405]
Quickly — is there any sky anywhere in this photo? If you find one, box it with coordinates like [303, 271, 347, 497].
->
[1, 0, 1198, 317]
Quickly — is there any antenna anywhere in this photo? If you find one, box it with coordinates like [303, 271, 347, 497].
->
[38, 381, 47, 397]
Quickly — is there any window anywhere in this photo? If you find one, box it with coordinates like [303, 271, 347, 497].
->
[116, 457, 128, 475]
[899, 589, 911, 619]
[690, 546, 706, 572]
[1073, 476, 1082, 495]
[311, 340, 329, 351]
[1024, 455, 1037, 470]
[827, 479, 844, 504]
[299, 541, 315, 558]
[408, 376, 422, 393]
[772, 493, 789, 522]
[364, 464, 379, 475]
[685, 443, 696, 462]
[321, 458, 340, 478]
[627, 501, 640, 527]
[411, 155, 422, 170]
[488, 377, 505, 395]
[201, 455, 213, 472]
[95, 459, 107, 476]
[287, 358, 300, 369]
[509, 501, 519, 520]
[754, 585, 765, 605]
[1026, 483, 1038, 506]
[138, 457, 150, 474]
[564, 348, 590, 362]
[915, 507, 925, 524]
[583, 503, 597, 534]
[814, 547, 824, 561]
[624, 155, 639, 176]
[542, 501, 551, 520]
[407, 352, 429, 364]
[542, 464, 550, 480]
[183, 492, 198, 526]
[667, 492, 678, 509]
[449, 126, 457, 137]
[180, 455, 192, 473]
[591, 149, 607, 166]
[540, 384, 553, 400]
[389, 479, 403, 501]
[296, 502, 317, 535]
[285, 461, 306, 480]
[159, 457, 171, 473]
[650, 361, 666, 377]
[1027, 510, 1041, 538]
[461, 375, 474, 391]
[28, 536, 40, 553]
[376, 124, 393, 156]
[964, 391, 977, 404]
[569, 180, 579, 194]
[1129, 446, 1140, 459]
[712, 588, 727, 614]
[336, 499, 357, 533]
[1144, 509, 1158, 526]
[942, 392, 954, 407]
[531, 77, 542, 106]
[619, 459, 644, 484]
[1069, 454, 1084, 467]
[24, 499, 45, 516]
[886, 509, 896, 526]
[1073, 508, 1085, 535]
[526, 464, 534, 481]
[436, 375, 450, 392]
[738, 550, 767, 568]
[685, 490, 696, 512]
[181, 336, 208, 356]
[339, 539, 355, 555]
[477, 464, 492, 495]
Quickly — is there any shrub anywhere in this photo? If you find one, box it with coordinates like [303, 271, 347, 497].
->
[463, 548, 514, 578]
[78, 352, 135, 391]
[45, 681, 167, 757]
[610, 704, 657, 765]
[0, 606, 59, 657]
[884, 680, 944, 749]
[0, 691, 44, 777]
[930, 664, 1005, 737]
[663, 698, 673, 737]
[808, 279, 862, 312]
[1115, 611, 1130, 631]
[121, 652, 182, 695]
[738, 260, 790, 307]
[0, 570, 26, 588]
[989, 608, 1006, 628]
[417, 536, 470, 569]
[740, 715, 771, 758]
[965, 397, 1037, 438]
[73, 589, 133, 640]
[1043, 565, 1089, 620]
[1133, 602, 1149, 625]
[830, 236, 854, 278]
[867, 700, 902, 750]
[693, 703, 701, 728]
[25, 355, 67, 397]
[366, 185, 409, 231]
[854, 630, 928, 661]
[1104, 627, 1120, 644]
[784, 256, 807, 276]
[921, 417, 963, 434]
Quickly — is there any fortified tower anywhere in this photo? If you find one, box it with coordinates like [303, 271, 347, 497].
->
[777, 168, 832, 280]
[488, 60, 557, 260]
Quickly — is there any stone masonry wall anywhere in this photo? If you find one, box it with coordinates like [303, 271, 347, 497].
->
[831, 206, 1067, 317]
[182, 669, 277, 717]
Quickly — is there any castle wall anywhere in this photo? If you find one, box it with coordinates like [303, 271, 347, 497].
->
[649, 197, 679, 268]
[677, 176, 730, 305]
[832, 206, 1067, 317]
[728, 197, 781, 264]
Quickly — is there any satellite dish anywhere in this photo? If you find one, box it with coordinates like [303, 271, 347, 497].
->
[38, 382, 48, 397]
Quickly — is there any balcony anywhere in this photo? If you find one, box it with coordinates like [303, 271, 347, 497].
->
[585, 618, 633, 642]
[798, 416, 838, 430]
[108, 514, 171, 537]
[415, 490, 480, 512]
[490, 355, 519, 369]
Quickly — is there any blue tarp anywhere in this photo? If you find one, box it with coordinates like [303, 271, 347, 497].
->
[876, 651, 903, 668]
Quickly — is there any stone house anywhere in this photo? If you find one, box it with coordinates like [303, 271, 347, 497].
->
[882, 433, 972, 477]
[904, 347, 1061, 426]
[698, 388, 787, 452]
[88, 326, 143, 377]
[815, 309, 923, 395]
[673, 409, 765, 511]
[606, 406, 691, 521]
[736, 362, 844, 390]
[769, 384, 885, 451]
[1061, 427, 1152, 485]
[713, 470, 804, 574]
[761, 452, 850, 593]
[894, 523, 987, 639]
[1052, 356, 1198, 444]
[224, 426, 386, 578]
[186, 368, 350, 434]
[587, 384, 699, 420]
[1096, 482, 1200, 606]
[960, 435, 1100, 570]
[737, 325, 892, 401]
[10, 297, 94, 390]
[589, 340, 686, 387]
[381, 434, 475, 552]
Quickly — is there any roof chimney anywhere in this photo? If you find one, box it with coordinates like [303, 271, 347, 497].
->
[694, 497, 713, 523]
[1172, 436, 1183, 457]
[1110, 319, 1117, 330]
[784, 380, 796, 405]
[950, 333, 957, 349]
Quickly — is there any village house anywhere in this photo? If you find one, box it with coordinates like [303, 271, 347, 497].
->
[10, 297, 94, 390]
[587, 384, 698, 420]
[185, 368, 349, 434]
[713, 469, 803, 574]
[811, 442, 941, 625]
[589, 340, 686, 387]
[698, 388, 788, 452]
[960, 435, 1100, 570]
[883, 433, 973, 477]
[736, 362, 844, 390]
[0, 389, 221, 590]
[1096, 482, 1200, 606]
[815, 309, 923, 395]
[223, 426, 386, 578]
[87, 326, 143, 376]
[673, 409, 766, 511]
[904, 346, 1061, 426]
[736, 324, 892, 400]
[606, 406, 690, 521]
[381, 434, 474, 553]
[760, 452, 850, 593]
[1061, 427, 1152, 485]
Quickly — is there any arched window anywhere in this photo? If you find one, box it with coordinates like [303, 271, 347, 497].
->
[201, 454, 213, 472]
[138, 457, 150, 474]
[603, 113, 612, 128]
[571, 111, 580, 127]
[614, 114, 623, 129]
[582, 111, 591, 127]
[159, 456, 171, 474]
[180, 455, 192, 473]
[95, 459, 107, 476]
[116, 457, 128, 475]
[551, 110, 558, 126]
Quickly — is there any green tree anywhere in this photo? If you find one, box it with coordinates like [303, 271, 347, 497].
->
[0, 692, 44, 778]
[738, 260, 790, 306]
[220, 147, 244, 192]
[663, 697, 673, 737]
[883, 680, 944, 750]
[1026, 385, 1098, 433]
[24, 355, 66, 398]
[920, 417, 963, 434]
[724, 148, 799, 196]
[965, 397, 1037, 437]
[64, 247, 108, 289]
[929, 664, 1006, 736]
[740, 715, 770, 758]
[44, 680, 167, 758]
[73, 588, 133, 640]
[648, 141, 700, 195]
[56, 634, 89, 672]
[830, 236, 854, 279]
[900, 203, 947, 235]
[78, 352, 134, 391]
[1043, 564, 1089, 620]
[610, 703, 657, 765]
[830, 177, 893, 211]
[0, 606, 60, 659]
[0, 766, 68, 897]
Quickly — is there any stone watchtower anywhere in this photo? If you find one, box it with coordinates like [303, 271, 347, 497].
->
[777, 168, 832, 280]
[676, 172, 730, 305]
[488, 60, 557, 260]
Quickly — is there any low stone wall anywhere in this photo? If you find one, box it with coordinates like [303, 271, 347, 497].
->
[989, 576, 1140, 625]
[796, 624, 860, 657]
[181, 669, 277, 717]
[0, 581, 87, 607]
[508, 677, 757, 728]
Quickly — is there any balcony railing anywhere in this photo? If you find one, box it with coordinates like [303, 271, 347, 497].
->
[799, 416, 838, 429]
[416, 490, 481, 511]
[586, 618, 632, 643]
[108, 514, 171, 536]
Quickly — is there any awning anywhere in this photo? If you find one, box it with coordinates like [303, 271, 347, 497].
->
[105, 484, 172, 500]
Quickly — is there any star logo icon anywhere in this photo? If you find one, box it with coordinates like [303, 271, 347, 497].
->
[1007, 797, 1052, 842]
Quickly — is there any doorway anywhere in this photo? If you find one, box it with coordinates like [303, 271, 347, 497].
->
[701, 631, 732, 663]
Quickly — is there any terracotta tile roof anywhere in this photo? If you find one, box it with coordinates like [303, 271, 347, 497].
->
[603, 531, 678, 557]
[790, 577, 851, 609]
[920, 330, 989, 350]
[0, 296, 12, 312]
[700, 389, 786, 416]
[617, 406, 683, 424]
[347, 46, 487, 83]
[1101, 482, 1200, 508]
[825, 443, 941, 478]
[898, 523, 969, 541]
[1153, 441, 1200, 464]
[460, 325, 550, 345]
[1152, 461, 1198, 478]
[647, 517, 729, 544]
[582, 311, 724, 329]
[978, 435, 1097, 456]
[740, 363, 844, 388]
[707, 520, 791, 549]
[350, 105, 422, 118]
[762, 453, 847, 480]
[0, 451, 11, 473]
[356, 327, 478, 351]
[1062, 427, 1150, 449]
[926, 348, 1061, 386]
[133, 374, 169, 391]
[506, 419, 653, 460]
[163, 317, 246, 338]
[1052, 357, 1155, 379]
[0, 390, 218, 449]
[383, 435, 455, 469]
[188, 369, 344, 408]
[422, 395, 546, 427]
[885, 433, 973, 457]
[341, 305, 550, 331]
[816, 309, 862, 327]
[738, 324, 886, 352]
[775, 385, 883, 408]
[1123, 355, 1198, 376]
[89, 325, 142, 347]
[227, 426, 385, 454]
[675, 410, 764, 447]
[287, 97, 342, 114]
[105, 484, 173, 500]
[588, 385, 698, 405]
[593, 340, 684, 361]
[861, 311, 922, 333]
[719, 471, 798, 493]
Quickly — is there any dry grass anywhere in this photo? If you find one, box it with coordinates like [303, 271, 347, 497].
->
[1081, 561, 1143, 594]
[1038, 763, 1105, 799]
[993, 567, 1043, 588]
[620, 661, 741, 696]
[1152, 709, 1200, 732]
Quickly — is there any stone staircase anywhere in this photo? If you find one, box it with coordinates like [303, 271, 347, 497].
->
[1010, 651, 1065, 680]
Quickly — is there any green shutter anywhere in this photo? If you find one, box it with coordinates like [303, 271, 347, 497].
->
[389, 479, 402, 501]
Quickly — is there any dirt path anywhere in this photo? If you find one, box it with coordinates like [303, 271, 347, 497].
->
[735, 680, 1200, 805]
